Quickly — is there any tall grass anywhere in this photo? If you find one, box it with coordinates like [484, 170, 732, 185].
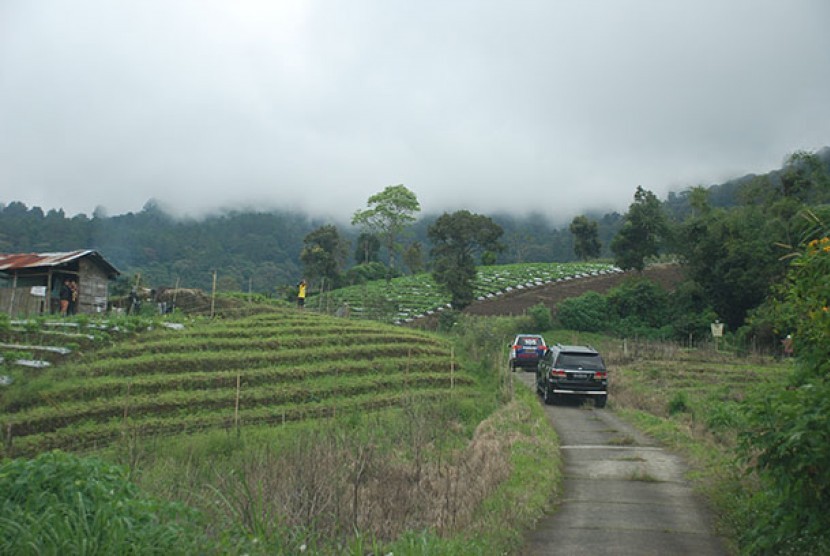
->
[2, 310, 563, 554]
[0, 451, 210, 555]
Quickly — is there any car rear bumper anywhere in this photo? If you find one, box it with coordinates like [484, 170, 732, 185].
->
[552, 388, 607, 395]
[511, 358, 539, 368]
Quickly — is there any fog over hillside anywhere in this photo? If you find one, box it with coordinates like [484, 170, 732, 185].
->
[2, 1, 829, 221]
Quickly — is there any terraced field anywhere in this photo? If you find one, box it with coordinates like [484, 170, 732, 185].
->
[0, 309, 472, 458]
[317, 262, 617, 322]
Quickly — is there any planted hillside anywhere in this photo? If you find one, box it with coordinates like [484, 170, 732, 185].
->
[314, 262, 617, 322]
[0, 309, 473, 458]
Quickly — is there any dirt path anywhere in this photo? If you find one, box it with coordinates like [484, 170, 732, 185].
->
[514, 371, 728, 555]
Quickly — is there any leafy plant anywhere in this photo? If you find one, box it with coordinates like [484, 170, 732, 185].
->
[0, 451, 207, 554]
[527, 302, 553, 332]
[556, 291, 610, 332]
[738, 232, 830, 553]
[667, 391, 689, 415]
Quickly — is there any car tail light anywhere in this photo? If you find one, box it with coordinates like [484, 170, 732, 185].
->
[595, 371, 607, 379]
[513, 345, 520, 351]
[550, 369, 567, 378]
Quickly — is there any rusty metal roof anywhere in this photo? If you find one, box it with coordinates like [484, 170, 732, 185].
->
[0, 250, 120, 277]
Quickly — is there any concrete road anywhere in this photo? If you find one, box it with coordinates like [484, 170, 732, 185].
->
[514, 371, 729, 555]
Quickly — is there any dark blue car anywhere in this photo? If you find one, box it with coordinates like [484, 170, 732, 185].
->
[508, 334, 547, 371]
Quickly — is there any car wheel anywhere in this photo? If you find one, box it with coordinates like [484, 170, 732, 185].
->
[595, 395, 607, 408]
[543, 383, 555, 405]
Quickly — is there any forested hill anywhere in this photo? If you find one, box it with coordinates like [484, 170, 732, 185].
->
[1, 147, 827, 293]
[0, 201, 621, 294]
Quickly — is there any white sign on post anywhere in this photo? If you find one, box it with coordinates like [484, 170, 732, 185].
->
[711, 320, 724, 351]
[30, 286, 46, 297]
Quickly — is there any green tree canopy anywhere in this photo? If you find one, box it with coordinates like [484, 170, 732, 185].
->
[569, 215, 601, 260]
[300, 224, 347, 290]
[428, 210, 503, 309]
[402, 241, 425, 274]
[352, 184, 421, 280]
[611, 186, 669, 271]
[354, 232, 381, 264]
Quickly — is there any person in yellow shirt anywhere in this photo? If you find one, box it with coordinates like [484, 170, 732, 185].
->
[297, 279, 307, 308]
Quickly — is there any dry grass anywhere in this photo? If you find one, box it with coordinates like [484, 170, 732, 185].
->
[180, 400, 533, 546]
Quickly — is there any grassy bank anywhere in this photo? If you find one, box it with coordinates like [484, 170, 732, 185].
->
[539, 327, 794, 554]
[0, 310, 563, 554]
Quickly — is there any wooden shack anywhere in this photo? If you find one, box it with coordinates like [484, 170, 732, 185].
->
[0, 250, 120, 316]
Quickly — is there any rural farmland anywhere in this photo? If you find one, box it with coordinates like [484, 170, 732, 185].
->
[0, 309, 474, 459]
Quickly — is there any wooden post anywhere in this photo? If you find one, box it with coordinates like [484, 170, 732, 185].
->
[172, 276, 180, 309]
[46, 269, 53, 315]
[234, 372, 241, 435]
[210, 270, 217, 318]
[451, 346, 455, 389]
[7, 273, 17, 315]
[123, 383, 131, 423]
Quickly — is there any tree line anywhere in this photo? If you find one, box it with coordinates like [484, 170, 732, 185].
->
[0, 193, 618, 296]
[1, 147, 828, 329]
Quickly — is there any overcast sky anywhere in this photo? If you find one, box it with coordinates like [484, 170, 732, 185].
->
[2, 1, 829, 224]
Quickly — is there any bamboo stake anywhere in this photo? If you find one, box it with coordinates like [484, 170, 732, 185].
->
[451, 346, 455, 389]
[172, 276, 180, 309]
[234, 372, 241, 434]
[210, 270, 217, 318]
[123, 382, 131, 422]
[7, 273, 16, 315]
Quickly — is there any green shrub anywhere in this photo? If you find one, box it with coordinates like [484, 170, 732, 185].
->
[737, 235, 830, 553]
[527, 303, 553, 332]
[704, 401, 743, 431]
[344, 261, 390, 285]
[556, 292, 609, 332]
[438, 309, 460, 332]
[667, 391, 689, 415]
[0, 451, 208, 554]
[607, 278, 670, 328]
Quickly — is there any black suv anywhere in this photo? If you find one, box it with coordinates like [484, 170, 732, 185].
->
[536, 344, 608, 407]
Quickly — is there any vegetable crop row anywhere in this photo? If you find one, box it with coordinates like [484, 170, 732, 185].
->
[5, 372, 473, 437]
[3, 388, 467, 458]
[54, 342, 450, 378]
[7, 355, 452, 410]
[93, 331, 443, 358]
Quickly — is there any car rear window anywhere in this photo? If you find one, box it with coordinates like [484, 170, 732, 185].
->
[556, 353, 604, 370]
[519, 337, 543, 347]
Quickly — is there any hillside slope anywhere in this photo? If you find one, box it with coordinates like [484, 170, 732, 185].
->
[463, 263, 684, 318]
[0, 309, 473, 458]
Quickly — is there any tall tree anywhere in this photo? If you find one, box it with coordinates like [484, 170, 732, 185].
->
[611, 186, 668, 271]
[352, 185, 420, 281]
[428, 210, 503, 309]
[354, 232, 381, 265]
[402, 241, 425, 274]
[300, 224, 347, 290]
[569, 215, 601, 260]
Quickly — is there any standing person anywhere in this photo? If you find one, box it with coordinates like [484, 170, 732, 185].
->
[297, 279, 307, 308]
[127, 288, 140, 315]
[68, 279, 79, 315]
[782, 334, 794, 357]
[59, 279, 72, 316]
